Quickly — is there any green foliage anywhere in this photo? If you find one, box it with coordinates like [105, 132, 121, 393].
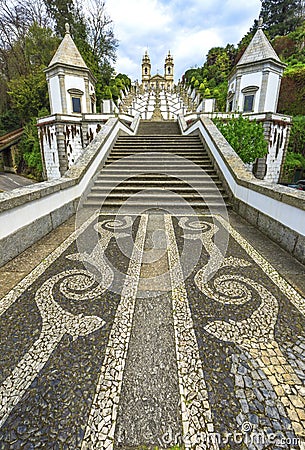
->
[0, 111, 21, 136]
[260, 0, 303, 39]
[183, 45, 236, 111]
[278, 66, 305, 115]
[20, 119, 43, 180]
[43, 0, 83, 38]
[101, 86, 113, 99]
[100, 73, 131, 102]
[213, 116, 268, 163]
[116, 73, 131, 89]
[25, 23, 61, 69]
[182, 14, 305, 116]
[8, 70, 49, 123]
[283, 151, 305, 180]
[288, 115, 305, 156]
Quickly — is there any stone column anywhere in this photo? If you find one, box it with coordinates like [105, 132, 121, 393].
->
[258, 70, 270, 112]
[56, 122, 68, 175]
[84, 76, 90, 113]
[235, 75, 242, 111]
[58, 73, 67, 114]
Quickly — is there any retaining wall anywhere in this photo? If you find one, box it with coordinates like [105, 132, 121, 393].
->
[0, 115, 139, 267]
[179, 115, 305, 264]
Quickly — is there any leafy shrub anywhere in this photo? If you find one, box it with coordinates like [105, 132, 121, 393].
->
[283, 151, 305, 181]
[288, 115, 305, 156]
[278, 67, 305, 115]
[213, 115, 268, 163]
[20, 119, 43, 180]
[0, 110, 21, 136]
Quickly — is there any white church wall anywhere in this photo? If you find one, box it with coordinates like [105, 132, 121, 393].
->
[49, 77, 62, 114]
[264, 122, 290, 183]
[64, 124, 84, 167]
[239, 72, 262, 112]
[264, 72, 280, 113]
[65, 75, 86, 114]
[41, 124, 61, 180]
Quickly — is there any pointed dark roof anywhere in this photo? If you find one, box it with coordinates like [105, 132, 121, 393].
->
[237, 27, 282, 66]
[48, 23, 87, 69]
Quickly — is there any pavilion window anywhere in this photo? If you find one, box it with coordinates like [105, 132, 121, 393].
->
[72, 97, 81, 113]
[243, 94, 255, 112]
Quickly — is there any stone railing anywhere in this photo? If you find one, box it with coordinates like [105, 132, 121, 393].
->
[0, 115, 140, 267]
[178, 114, 305, 264]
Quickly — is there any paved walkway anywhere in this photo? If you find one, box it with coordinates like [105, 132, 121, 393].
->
[0, 210, 305, 450]
[0, 172, 36, 192]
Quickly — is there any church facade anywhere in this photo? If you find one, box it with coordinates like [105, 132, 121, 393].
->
[141, 51, 174, 91]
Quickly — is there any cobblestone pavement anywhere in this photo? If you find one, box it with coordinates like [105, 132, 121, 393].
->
[0, 211, 305, 450]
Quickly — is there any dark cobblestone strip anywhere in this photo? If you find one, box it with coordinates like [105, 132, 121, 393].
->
[81, 214, 148, 450]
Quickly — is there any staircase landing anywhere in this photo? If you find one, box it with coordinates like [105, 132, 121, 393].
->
[0, 209, 305, 449]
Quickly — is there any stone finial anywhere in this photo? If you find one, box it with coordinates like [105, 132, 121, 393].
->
[65, 23, 70, 34]
[258, 17, 263, 29]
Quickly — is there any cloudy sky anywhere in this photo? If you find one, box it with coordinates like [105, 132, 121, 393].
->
[105, 0, 262, 82]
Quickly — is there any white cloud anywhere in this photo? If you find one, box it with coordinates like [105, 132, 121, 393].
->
[107, 0, 171, 38]
[114, 54, 139, 77]
[106, 0, 262, 81]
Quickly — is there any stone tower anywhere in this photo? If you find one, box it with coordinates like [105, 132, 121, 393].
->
[45, 23, 96, 115]
[142, 51, 151, 90]
[227, 19, 285, 114]
[164, 51, 174, 90]
[226, 19, 291, 184]
[39, 24, 99, 180]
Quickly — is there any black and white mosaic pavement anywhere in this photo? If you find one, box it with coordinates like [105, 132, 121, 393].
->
[0, 212, 305, 450]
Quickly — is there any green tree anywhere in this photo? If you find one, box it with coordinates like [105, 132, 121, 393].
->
[42, 0, 79, 37]
[21, 118, 43, 179]
[115, 73, 131, 90]
[260, 0, 303, 38]
[213, 116, 268, 163]
[6, 23, 59, 123]
[288, 115, 305, 156]
[8, 70, 48, 124]
[283, 151, 305, 181]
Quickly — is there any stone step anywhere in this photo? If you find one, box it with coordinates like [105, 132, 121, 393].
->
[83, 199, 228, 209]
[100, 169, 217, 176]
[93, 178, 223, 186]
[82, 119, 230, 211]
[90, 186, 225, 194]
[116, 137, 199, 141]
[106, 157, 211, 163]
[113, 143, 204, 148]
[109, 151, 207, 156]
[103, 161, 214, 168]
[96, 173, 221, 181]
[107, 151, 210, 161]
[115, 136, 201, 141]
[137, 121, 181, 135]
[86, 192, 229, 202]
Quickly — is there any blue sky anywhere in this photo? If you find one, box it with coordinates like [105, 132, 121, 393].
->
[106, 0, 262, 82]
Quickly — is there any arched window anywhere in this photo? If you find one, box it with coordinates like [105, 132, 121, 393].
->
[168, 67, 171, 74]
[145, 67, 148, 75]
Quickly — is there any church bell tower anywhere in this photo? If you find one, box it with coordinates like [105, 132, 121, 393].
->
[142, 51, 151, 90]
[164, 50, 174, 90]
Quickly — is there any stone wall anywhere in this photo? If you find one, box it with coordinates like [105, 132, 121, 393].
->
[0, 115, 140, 267]
[179, 114, 305, 265]
[37, 114, 118, 180]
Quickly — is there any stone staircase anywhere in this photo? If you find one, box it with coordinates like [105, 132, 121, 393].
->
[83, 121, 230, 211]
